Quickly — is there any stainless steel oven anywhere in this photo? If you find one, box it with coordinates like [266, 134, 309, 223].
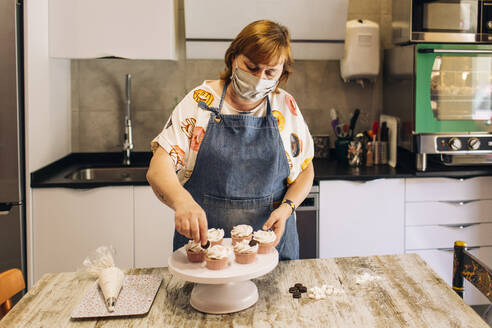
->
[393, 0, 492, 43]
[296, 186, 319, 259]
[384, 43, 492, 170]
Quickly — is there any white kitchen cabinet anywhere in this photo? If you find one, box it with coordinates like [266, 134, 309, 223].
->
[48, 0, 176, 59]
[134, 186, 175, 268]
[404, 176, 492, 305]
[32, 187, 134, 283]
[405, 176, 492, 202]
[184, 0, 348, 60]
[319, 179, 405, 258]
[406, 199, 492, 226]
[413, 246, 492, 305]
[406, 223, 492, 250]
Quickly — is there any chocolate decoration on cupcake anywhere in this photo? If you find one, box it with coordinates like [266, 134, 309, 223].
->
[249, 239, 258, 247]
[201, 240, 210, 249]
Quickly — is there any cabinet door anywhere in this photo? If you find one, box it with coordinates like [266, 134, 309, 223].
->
[406, 222, 492, 250]
[134, 186, 175, 268]
[406, 177, 492, 202]
[406, 199, 492, 226]
[32, 187, 134, 283]
[413, 247, 492, 305]
[184, 0, 348, 60]
[319, 179, 405, 258]
[49, 0, 176, 59]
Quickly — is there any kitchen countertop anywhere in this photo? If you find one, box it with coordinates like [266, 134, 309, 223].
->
[0, 254, 488, 327]
[30, 151, 492, 188]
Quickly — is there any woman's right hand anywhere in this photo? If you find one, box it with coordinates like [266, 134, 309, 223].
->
[174, 200, 208, 245]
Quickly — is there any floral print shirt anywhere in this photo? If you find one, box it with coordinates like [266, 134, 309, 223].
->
[151, 81, 314, 185]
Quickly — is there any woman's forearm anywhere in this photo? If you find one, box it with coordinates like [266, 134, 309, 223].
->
[146, 147, 194, 211]
[283, 162, 314, 211]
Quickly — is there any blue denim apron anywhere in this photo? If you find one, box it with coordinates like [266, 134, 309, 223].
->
[172, 82, 299, 260]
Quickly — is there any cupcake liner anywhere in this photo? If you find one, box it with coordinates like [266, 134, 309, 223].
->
[257, 241, 275, 254]
[186, 250, 205, 263]
[234, 251, 257, 264]
[205, 256, 228, 270]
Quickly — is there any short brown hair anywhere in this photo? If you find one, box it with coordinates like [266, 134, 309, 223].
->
[220, 20, 293, 90]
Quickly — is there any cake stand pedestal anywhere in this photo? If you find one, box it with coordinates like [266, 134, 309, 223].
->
[168, 238, 278, 314]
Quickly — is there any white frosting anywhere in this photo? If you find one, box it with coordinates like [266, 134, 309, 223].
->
[206, 245, 230, 259]
[253, 230, 276, 244]
[185, 240, 203, 253]
[233, 239, 258, 254]
[231, 224, 253, 238]
[307, 284, 344, 300]
[207, 228, 224, 242]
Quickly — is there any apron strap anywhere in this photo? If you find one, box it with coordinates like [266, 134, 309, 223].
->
[198, 81, 273, 117]
[197, 81, 229, 116]
[266, 95, 272, 117]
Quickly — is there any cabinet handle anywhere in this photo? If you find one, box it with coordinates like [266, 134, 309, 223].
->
[419, 49, 492, 54]
[438, 246, 481, 252]
[438, 222, 481, 229]
[437, 199, 480, 206]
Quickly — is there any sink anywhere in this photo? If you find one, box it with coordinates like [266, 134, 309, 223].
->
[66, 167, 148, 182]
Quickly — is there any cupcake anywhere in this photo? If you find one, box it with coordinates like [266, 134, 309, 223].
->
[185, 240, 205, 263]
[234, 239, 259, 264]
[205, 245, 230, 270]
[253, 230, 276, 254]
[231, 224, 253, 245]
[208, 228, 224, 246]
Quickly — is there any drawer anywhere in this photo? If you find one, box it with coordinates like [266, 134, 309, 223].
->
[406, 222, 492, 250]
[411, 246, 492, 305]
[405, 177, 492, 202]
[406, 199, 492, 226]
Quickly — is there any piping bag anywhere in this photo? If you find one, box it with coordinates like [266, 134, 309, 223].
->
[82, 246, 124, 312]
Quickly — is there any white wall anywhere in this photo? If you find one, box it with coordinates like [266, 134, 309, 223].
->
[24, 0, 71, 287]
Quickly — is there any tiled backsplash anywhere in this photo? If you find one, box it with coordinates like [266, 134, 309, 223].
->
[71, 0, 392, 152]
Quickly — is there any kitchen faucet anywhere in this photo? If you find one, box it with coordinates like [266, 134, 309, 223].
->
[123, 74, 134, 166]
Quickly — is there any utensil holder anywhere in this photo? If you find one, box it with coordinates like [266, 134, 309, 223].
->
[335, 138, 351, 165]
[373, 141, 388, 165]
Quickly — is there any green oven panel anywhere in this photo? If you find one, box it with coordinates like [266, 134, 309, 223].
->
[415, 43, 492, 133]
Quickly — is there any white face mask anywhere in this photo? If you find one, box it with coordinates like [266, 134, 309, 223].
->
[231, 65, 278, 101]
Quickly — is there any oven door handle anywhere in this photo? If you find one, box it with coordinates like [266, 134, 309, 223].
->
[419, 49, 492, 54]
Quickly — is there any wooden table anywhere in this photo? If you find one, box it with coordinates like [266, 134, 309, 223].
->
[0, 254, 488, 327]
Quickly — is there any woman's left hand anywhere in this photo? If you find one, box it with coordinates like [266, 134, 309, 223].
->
[262, 204, 292, 247]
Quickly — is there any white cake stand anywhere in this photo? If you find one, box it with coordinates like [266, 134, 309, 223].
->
[168, 238, 278, 314]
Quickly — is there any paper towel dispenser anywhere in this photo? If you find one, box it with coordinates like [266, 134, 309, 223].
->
[184, 0, 349, 60]
[340, 19, 380, 86]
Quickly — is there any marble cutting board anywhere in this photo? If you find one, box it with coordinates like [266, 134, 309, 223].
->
[71, 274, 162, 319]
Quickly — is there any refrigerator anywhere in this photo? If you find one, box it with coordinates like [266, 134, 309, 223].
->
[0, 0, 26, 297]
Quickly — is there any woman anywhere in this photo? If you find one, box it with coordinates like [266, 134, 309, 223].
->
[147, 20, 314, 260]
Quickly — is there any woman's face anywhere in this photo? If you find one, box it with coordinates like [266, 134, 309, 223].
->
[233, 54, 284, 81]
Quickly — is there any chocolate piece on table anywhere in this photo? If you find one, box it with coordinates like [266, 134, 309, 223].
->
[289, 287, 298, 293]
[299, 286, 307, 293]
[201, 240, 210, 249]
[294, 283, 303, 289]
[293, 291, 302, 299]
[248, 239, 258, 247]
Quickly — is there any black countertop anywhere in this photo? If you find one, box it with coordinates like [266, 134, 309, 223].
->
[31, 151, 492, 188]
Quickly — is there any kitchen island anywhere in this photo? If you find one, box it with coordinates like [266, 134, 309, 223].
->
[0, 254, 487, 327]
